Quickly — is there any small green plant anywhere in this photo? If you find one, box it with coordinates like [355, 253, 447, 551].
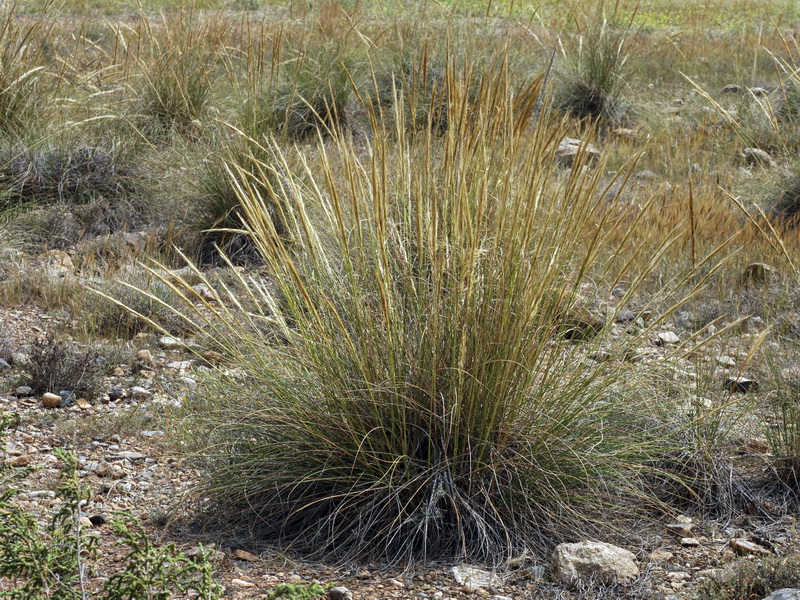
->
[0, 448, 97, 600]
[265, 582, 328, 600]
[104, 516, 223, 600]
[696, 554, 800, 600]
[0, 449, 224, 599]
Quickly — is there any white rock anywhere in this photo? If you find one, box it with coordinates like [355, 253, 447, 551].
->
[656, 331, 680, 345]
[715, 355, 736, 367]
[158, 335, 182, 349]
[130, 386, 152, 399]
[743, 147, 775, 168]
[167, 360, 195, 372]
[762, 590, 800, 600]
[450, 565, 502, 591]
[328, 587, 353, 600]
[555, 138, 601, 168]
[551, 541, 639, 587]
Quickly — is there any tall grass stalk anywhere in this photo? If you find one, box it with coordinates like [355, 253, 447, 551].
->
[121, 56, 726, 564]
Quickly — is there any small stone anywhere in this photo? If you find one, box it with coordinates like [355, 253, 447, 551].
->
[388, 579, 405, 588]
[108, 387, 125, 401]
[665, 523, 695, 537]
[0, 358, 9, 370]
[233, 549, 259, 562]
[635, 169, 657, 180]
[158, 335, 182, 350]
[15, 386, 32, 397]
[6, 455, 31, 467]
[136, 349, 153, 364]
[589, 351, 611, 362]
[749, 86, 770, 96]
[725, 376, 758, 393]
[231, 579, 255, 588]
[450, 566, 502, 591]
[287, 574, 303, 584]
[730, 538, 770, 556]
[76, 398, 92, 409]
[721, 83, 741, 94]
[42, 392, 62, 408]
[140, 430, 165, 438]
[716, 355, 736, 367]
[88, 514, 107, 526]
[742, 262, 777, 284]
[130, 386, 152, 400]
[656, 331, 680, 345]
[680, 537, 701, 547]
[743, 147, 775, 168]
[328, 586, 354, 600]
[79, 516, 92, 528]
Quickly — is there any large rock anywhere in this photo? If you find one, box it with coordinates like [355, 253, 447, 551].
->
[551, 541, 639, 587]
[762, 590, 800, 600]
[555, 138, 601, 168]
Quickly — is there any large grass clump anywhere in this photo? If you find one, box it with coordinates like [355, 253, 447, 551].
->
[130, 57, 717, 564]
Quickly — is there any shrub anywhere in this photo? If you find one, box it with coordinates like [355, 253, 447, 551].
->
[371, 50, 450, 134]
[25, 334, 103, 399]
[696, 554, 800, 600]
[144, 55, 718, 564]
[0, 448, 96, 600]
[136, 13, 217, 140]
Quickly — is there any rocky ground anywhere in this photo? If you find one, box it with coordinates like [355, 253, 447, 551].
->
[2, 281, 799, 600]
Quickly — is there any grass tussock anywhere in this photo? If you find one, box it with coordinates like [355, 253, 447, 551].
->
[128, 56, 730, 564]
[556, 5, 636, 127]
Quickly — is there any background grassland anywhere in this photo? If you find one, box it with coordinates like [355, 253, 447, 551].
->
[4, 0, 800, 574]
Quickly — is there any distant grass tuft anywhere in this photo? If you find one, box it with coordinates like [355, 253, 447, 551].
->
[556, 10, 634, 127]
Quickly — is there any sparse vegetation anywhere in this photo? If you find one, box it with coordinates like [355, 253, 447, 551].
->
[697, 554, 800, 600]
[0, 449, 224, 600]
